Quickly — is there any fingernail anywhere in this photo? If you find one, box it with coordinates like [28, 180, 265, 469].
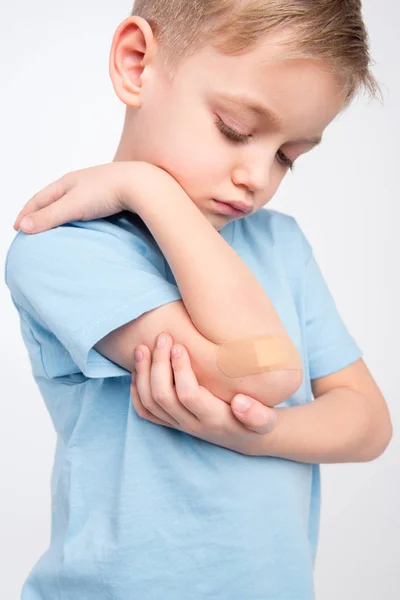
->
[20, 217, 35, 232]
[171, 345, 181, 358]
[234, 395, 253, 413]
[134, 349, 144, 362]
[156, 333, 167, 348]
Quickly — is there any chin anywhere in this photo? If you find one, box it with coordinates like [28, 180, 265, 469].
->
[192, 200, 231, 231]
[209, 215, 230, 232]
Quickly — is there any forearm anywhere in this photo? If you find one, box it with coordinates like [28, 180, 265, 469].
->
[127, 166, 294, 347]
[249, 387, 392, 463]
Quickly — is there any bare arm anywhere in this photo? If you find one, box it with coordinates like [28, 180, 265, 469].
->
[129, 165, 294, 343]
[14, 161, 303, 406]
[246, 362, 392, 462]
[122, 163, 303, 387]
[95, 299, 299, 406]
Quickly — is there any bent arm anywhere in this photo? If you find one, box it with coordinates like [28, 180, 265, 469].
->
[95, 299, 300, 407]
[123, 164, 303, 389]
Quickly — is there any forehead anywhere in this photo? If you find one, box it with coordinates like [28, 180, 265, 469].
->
[179, 33, 345, 139]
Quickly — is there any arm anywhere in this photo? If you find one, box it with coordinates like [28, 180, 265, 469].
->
[13, 161, 302, 406]
[245, 360, 393, 462]
[128, 164, 294, 344]
[95, 299, 299, 406]
[122, 163, 303, 385]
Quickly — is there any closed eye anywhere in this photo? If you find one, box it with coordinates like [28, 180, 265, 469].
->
[276, 149, 294, 170]
[216, 116, 250, 144]
[215, 116, 294, 170]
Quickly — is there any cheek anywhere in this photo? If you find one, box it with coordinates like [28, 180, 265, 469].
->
[260, 167, 287, 207]
[273, 168, 289, 193]
[160, 150, 219, 199]
[150, 111, 230, 195]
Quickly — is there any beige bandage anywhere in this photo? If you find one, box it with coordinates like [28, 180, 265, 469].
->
[216, 334, 302, 378]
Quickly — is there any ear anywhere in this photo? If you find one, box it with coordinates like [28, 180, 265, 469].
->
[109, 16, 158, 108]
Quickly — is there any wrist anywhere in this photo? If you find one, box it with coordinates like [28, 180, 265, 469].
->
[245, 408, 285, 456]
[121, 161, 191, 215]
[119, 161, 153, 213]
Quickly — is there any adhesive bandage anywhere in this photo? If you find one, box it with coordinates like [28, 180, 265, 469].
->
[216, 334, 302, 378]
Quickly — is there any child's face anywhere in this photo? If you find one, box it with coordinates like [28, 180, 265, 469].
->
[112, 21, 345, 231]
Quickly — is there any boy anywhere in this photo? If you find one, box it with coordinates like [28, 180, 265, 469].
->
[6, 1, 392, 599]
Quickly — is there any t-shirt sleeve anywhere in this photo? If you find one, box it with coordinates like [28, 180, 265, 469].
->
[5, 220, 182, 379]
[295, 219, 363, 381]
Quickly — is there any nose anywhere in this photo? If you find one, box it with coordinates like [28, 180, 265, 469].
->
[231, 149, 274, 194]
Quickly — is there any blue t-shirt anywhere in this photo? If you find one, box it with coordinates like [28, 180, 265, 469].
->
[5, 208, 362, 600]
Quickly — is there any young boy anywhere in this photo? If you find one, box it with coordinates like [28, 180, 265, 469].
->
[6, 1, 392, 599]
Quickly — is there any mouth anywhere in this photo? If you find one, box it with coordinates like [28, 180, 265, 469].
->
[212, 199, 251, 217]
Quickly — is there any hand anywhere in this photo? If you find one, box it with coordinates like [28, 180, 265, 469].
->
[13, 161, 179, 234]
[131, 332, 278, 456]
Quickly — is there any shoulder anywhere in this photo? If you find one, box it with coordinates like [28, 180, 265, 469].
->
[5, 215, 165, 298]
[6, 213, 160, 261]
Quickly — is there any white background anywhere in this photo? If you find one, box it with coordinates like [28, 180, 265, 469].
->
[0, 1, 398, 598]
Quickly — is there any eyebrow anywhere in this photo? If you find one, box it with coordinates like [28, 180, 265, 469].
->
[219, 92, 323, 146]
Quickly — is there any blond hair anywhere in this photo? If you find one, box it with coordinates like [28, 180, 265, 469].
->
[131, 0, 380, 105]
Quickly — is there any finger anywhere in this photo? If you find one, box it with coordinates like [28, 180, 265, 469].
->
[14, 178, 69, 230]
[170, 344, 210, 420]
[151, 334, 197, 426]
[231, 395, 278, 434]
[130, 378, 177, 430]
[16, 191, 86, 234]
[150, 333, 175, 396]
[134, 345, 181, 427]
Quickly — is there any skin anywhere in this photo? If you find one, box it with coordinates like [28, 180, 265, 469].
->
[12, 16, 351, 444]
[110, 16, 346, 231]
[110, 16, 347, 436]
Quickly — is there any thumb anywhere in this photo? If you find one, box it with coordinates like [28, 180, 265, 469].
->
[231, 395, 278, 434]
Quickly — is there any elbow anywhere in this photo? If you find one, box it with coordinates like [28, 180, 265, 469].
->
[265, 344, 304, 407]
[358, 413, 393, 462]
[276, 369, 304, 402]
[252, 368, 304, 408]
[199, 342, 304, 407]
